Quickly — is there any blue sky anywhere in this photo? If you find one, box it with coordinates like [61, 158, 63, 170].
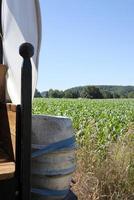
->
[37, 0, 134, 92]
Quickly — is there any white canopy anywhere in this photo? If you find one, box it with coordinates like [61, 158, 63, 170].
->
[2, 0, 41, 104]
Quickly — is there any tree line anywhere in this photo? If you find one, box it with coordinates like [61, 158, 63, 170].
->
[35, 85, 134, 99]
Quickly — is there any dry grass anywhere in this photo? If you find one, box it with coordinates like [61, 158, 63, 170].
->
[73, 125, 134, 200]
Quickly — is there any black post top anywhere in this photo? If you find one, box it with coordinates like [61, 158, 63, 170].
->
[19, 43, 34, 59]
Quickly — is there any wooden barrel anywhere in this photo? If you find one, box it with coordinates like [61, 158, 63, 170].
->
[31, 115, 76, 200]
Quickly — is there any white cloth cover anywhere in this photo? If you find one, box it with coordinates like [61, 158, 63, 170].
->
[2, 0, 41, 104]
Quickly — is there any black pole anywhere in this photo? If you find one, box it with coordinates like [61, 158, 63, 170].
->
[19, 43, 34, 200]
[0, 0, 3, 64]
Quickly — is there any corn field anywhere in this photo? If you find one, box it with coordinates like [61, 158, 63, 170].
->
[32, 98, 134, 199]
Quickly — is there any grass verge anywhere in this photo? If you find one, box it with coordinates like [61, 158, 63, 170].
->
[73, 125, 134, 200]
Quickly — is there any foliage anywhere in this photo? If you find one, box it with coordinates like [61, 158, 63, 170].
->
[101, 90, 113, 99]
[33, 98, 134, 151]
[41, 85, 134, 99]
[48, 89, 64, 98]
[34, 89, 42, 98]
[128, 91, 134, 98]
[64, 89, 80, 98]
[80, 86, 103, 99]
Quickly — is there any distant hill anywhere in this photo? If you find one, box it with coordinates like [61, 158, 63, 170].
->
[41, 85, 134, 99]
[64, 85, 134, 98]
[97, 85, 134, 96]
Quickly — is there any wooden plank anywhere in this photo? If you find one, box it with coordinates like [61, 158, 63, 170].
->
[0, 0, 3, 64]
[0, 148, 9, 163]
[0, 104, 16, 181]
[0, 65, 7, 102]
[0, 162, 15, 180]
[0, 148, 15, 180]
[0, 103, 14, 160]
[0, 103, 16, 160]
[7, 103, 17, 112]
[15, 105, 21, 200]
[7, 107, 16, 157]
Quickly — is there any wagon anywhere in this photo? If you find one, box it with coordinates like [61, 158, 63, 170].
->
[0, 1, 77, 199]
